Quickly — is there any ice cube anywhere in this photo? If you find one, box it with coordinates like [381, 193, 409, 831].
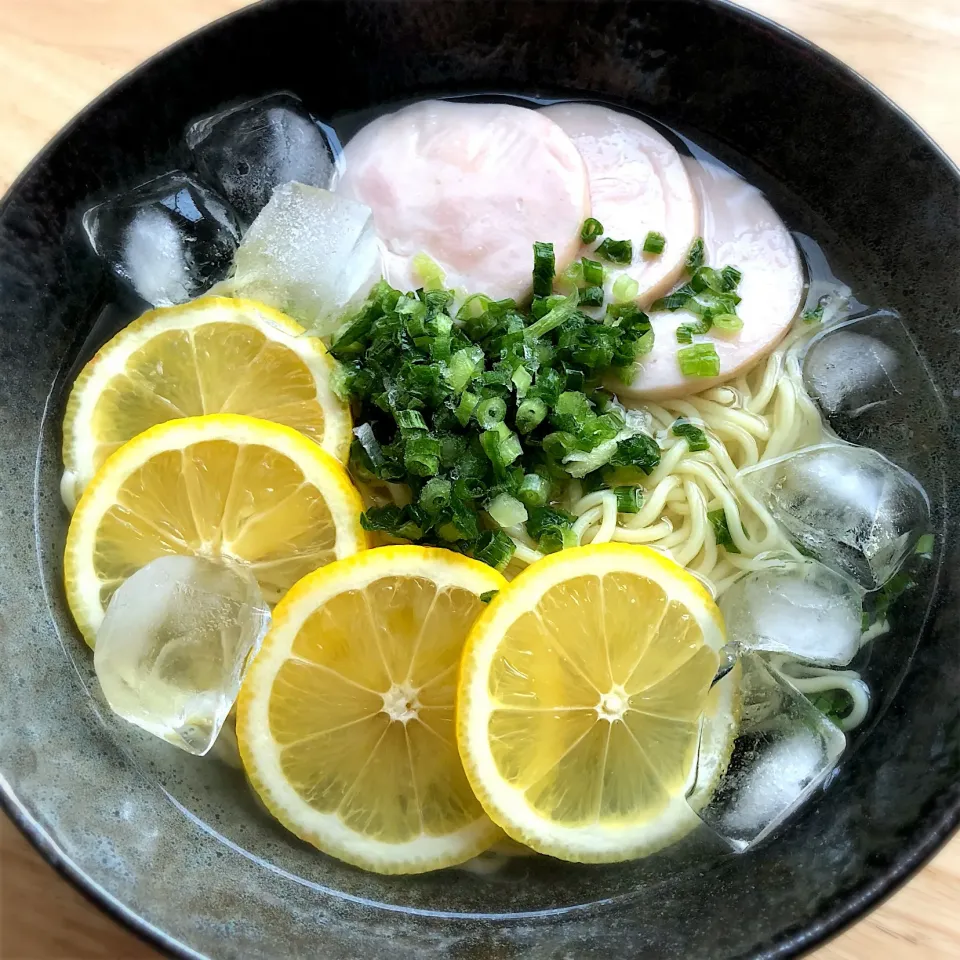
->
[801, 309, 947, 469]
[739, 443, 929, 590]
[803, 311, 904, 417]
[227, 181, 381, 335]
[691, 653, 846, 851]
[186, 92, 340, 223]
[83, 172, 241, 306]
[93, 555, 270, 755]
[719, 559, 862, 666]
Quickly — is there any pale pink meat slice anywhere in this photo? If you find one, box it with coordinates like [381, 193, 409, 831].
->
[542, 102, 699, 306]
[617, 155, 805, 400]
[337, 100, 590, 301]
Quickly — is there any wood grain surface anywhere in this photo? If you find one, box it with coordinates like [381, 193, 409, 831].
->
[1, 1, 958, 957]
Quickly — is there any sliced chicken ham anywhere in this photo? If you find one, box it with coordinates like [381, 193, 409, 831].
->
[542, 102, 699, 306]
[617, 155, 805, 400]
[337, 100, 590, 302]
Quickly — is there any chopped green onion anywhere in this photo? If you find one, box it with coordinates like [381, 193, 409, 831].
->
[562, 260, 584, 285]
[685, 237, 705, 273]
[419, 477, 451, 515]
[361, 504, 426, 541]
[526, 505, 577, 554]
[614, 486, 643, 514]
[473, 531, 516, 571]
[487, 493, 528, 528]
[511, 365, 533, 398]
[526, 505, 574, 539]
[612, 274, 640, 303]
[404, 435, 442, 476]
[580, 217, 604, 244]
[517, 473, 551, 509]
[708, 508, 740, 553]
[802, 304, 825, 324]
[720, 265, 742, 291]
[478, 589, 499, 603]
[539, 526, 579, 553]
[672, 419, 709, 452]
[580, 285, 604, 307]
[336, 244, 718, 564]
[499, 431, 523, 466]
[412, 252, 446, 290]
[643, 231, 666, 255]
[678, 342, 720, 378]
[439, 434, 466, 468]
[476, 396, 507, 430]
[533, 241, 556, 298]
[445, 345, 484, 394]
[456, 390, 480, 426]
[596, 237, 633, 265]
[562, 438, 618, 478]
[515, 397, 548, 434]
[610, 434, 661, 475]
[541, 431, 578, 460]
[581, 258, 604, 286]
[711, 313, 744, 334]
[481, 424, 522, 471]
[524, 289, 579, 340]
[396, 409, 427, 432]
[675, 325, 694, 345]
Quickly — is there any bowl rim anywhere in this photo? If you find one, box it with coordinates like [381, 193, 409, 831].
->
[2, 1, 958, 958]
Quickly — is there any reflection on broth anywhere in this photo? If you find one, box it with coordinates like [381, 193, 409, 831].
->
[59, 90, 934, 879]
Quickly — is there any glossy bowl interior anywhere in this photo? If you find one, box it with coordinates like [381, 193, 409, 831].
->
[1, 2, 959, 958]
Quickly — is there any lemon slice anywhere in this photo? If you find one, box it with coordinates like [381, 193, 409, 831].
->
[65, 413, 366, 646]
[457, 542, 726, 863]
[237, 546, 505, 875]
[61, 297, 351, 510]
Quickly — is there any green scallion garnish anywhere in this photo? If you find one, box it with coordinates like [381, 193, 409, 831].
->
[475, 396, 507, 430]
[711, 313, 744, 334]
[473, 531, 515, 571]
[532, 241, 556, 298]
[671, 419, 709, 452]
[332, 242, 669, 568]
[581, 258, 604, 286]
[685, 237, 705, 273]
[612, 274, 640, 303]
[614, 486, 643, 514]
[677, 342, 720, 378]
[643, 231, 666, 255]
[580, 285, 604, 307]
[412, 252, 446, 291]
[517, 473, 551, 509]
[580, 217, 604, 244]
[707, 508, 740, 553]
[596, 237, 633, 265]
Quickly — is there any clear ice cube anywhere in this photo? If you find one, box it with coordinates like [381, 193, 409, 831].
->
[801, 307, 948, 477]
[227, 181, 381, 335]
[802, 311, 905, 418]
[691, 652, 846, 851]
[739, 443, 930, 590]
[718, 559, 862, 666]
[186, 92, 340, 223]
[83, 171, 241, 306]
[93, 555, 270, 755]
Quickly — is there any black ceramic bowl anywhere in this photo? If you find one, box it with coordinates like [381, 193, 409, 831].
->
[2, 2, 959, 958]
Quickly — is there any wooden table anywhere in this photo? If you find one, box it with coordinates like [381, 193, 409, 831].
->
[1, 0, 958, 957]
